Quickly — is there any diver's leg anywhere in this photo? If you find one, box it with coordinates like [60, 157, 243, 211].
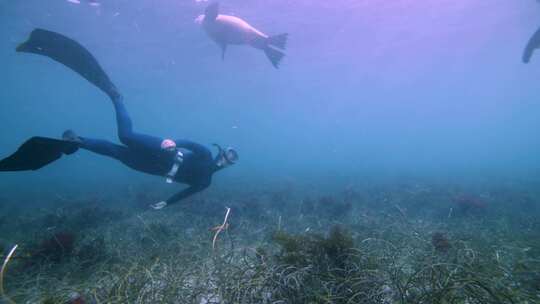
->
[80, 137, 164, 175]
[80, 137, 128, 160]
[112, 96, 163, 152]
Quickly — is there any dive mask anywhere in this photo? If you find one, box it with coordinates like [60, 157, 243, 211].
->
[213, 144, 239, 166]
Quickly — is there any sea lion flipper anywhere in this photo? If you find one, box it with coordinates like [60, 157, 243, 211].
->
[523, 45, 533, 64]
[221, 44, 227, 60]
[523, 27, 540, 64]
[205, 2, 219, 21]
[16, 28, 119, 100]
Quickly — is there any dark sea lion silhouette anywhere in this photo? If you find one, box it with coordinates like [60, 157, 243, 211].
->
[523, 26, 540, 63]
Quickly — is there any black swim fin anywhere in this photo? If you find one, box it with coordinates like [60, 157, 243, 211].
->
[16, 29, 119, 100]
[0, 137, 79, 172]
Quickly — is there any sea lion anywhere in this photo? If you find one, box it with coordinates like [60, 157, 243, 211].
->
[523, 26, 540, 63]
[195, 2, 288, 68]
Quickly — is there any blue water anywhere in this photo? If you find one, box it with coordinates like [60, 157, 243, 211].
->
[2, 2, 540, 302]
[1, 0, 539, 194]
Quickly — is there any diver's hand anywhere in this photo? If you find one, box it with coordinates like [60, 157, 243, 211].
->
[150, 201, 167, 210]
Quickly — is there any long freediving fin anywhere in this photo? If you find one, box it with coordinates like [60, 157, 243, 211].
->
[0, 137, 79, 172]
[16, 29, 120, 100]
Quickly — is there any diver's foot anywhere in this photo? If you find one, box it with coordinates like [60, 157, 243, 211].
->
[62, 129, 82, 143]
[150, 201, 167, 210]
[109, 86, 123, 103]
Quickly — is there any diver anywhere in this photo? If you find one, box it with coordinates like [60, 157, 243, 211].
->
[0, 29, 238, 210]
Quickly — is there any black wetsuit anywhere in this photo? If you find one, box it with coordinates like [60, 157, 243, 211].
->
[81, 96, 217, 205]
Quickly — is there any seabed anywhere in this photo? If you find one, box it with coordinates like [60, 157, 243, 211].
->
[0, 180, 539, 303]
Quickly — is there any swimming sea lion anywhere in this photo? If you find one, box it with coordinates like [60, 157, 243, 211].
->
[195, 2, 288, 68]
[523, 26, 540, 63]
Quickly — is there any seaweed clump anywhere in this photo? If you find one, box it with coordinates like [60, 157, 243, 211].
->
[431, 232, 451, 253]
[31, 231, 76, 263]
[270, 226, 382, 303]
[273, 226, 354, 272]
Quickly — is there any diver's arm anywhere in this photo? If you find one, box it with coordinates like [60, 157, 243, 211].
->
[166, 185, 208, 205]
[151, 182, 210, 209]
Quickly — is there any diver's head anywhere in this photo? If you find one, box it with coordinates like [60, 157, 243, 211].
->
[213, 144, 239, 169]
[195, 15, 205, 25]
[161, 139, 177, 152]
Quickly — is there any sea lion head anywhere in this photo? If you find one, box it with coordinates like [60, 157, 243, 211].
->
[195, 2, 219, 26]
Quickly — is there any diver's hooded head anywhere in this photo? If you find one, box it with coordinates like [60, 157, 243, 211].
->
[213, 144, 238, 171]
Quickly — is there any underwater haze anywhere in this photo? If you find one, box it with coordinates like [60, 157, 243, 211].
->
[1, 0, 540, 303]
[1, 0, 539, 187]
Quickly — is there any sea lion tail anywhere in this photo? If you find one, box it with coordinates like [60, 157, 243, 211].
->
[268, 33, 288, 50]
[264, 46, 285, 69]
